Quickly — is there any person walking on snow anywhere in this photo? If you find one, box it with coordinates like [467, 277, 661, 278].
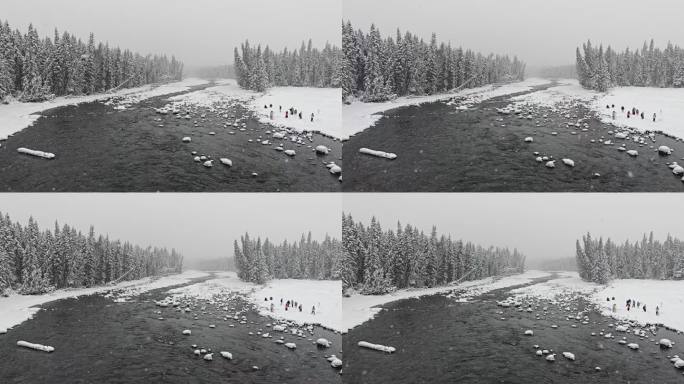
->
[612, 110, 616, 120]
[310, 113, 314, 122]
[311, 305, 316, 315]
[656, 306, 660, 316]
[653, 113, 656, 122]
[285, 111, 289, 118]
[612, 303, 617, 312]
[643, 304, 647, 312]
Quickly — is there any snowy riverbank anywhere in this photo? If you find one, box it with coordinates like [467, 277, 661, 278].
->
[510, 78, 684, 141]
[0, 78, 209, 141]
[167, 272, 342, 332]
[342, 270, 552, 331]
[342, 78, 552, 139]
[0, 270, 209, 333]
[168, 79, 343, 140]
[509, 271, 684, 333]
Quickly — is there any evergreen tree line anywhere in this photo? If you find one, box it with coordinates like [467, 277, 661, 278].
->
[233, 39, 341, 92]
[0, 20, 184, 102]
[233, 232, 341, 284]
[576, 39, 684, 92]
[342, 214, 526, 295]
[342, 21, 527, 103]
[0, 212, 183, 295]
[575, 232, 684, 284]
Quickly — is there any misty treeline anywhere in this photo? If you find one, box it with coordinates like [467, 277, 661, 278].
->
[575, 232, 684, 284]
[342, 214, 526, 295]
[0, 212, 183, 295]
[233, 39, 341, 92]
[0, 20, 184, 102]
[576, 39, 684, 92]
[233, 232, 341, 284]
[342, 21, 526, 103]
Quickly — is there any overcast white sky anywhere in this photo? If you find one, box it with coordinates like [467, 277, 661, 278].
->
[345, 0, 684, 67]
[0, 194, 341, 261]
[344, 194, 682, 262]
[0, 0, 341, 67]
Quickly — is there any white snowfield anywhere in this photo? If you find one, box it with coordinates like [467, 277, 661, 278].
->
[509, 271, 684, 333]
[167, 272, 343, 332]
[343, 78, 551, 139]
[342, 270, 551, 331]
[0, 270, 208, 333]
[168, 79, 343, 140]
[252, 87, 342, 140]
[510, 78, 684, 141]
[0, 78, 208, 140]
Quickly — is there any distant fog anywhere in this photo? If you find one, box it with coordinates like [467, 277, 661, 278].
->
[0, 0, 341, 67]
[344, 0, 684, 67]
[0, 193, 342, 262]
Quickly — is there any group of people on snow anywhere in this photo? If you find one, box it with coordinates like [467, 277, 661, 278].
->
[263, 104, 316, 122]
[607, 104, 658, 122]
[607, 296, 661, 316]
[263, 296, 318, 315]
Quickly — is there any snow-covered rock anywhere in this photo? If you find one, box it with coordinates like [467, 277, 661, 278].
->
[615, 325, 628, 332]
[659, 338, 673, 348]
[562, 352, 575, 361]
[359, 147, 397, 160]
[316, 338, 331, 348]
[273, 325, 286, 332]
[17, 340, 54, 353]
[182, 137, 191, 143]
[562, 158, 575, 167]
[627, 343, 639, 350]
[673, 357, 684, 369]
[626, 149, 638, 157]
[358, 341, 396, 353]
[220, 158, 232, 167]
[329, 356, 343, 368]
[524, 330, 534, 336]
[284, 342, 297, 350]
[672, 165, 684, 175]
[315, 145, 330, 155]
[658, 145, 672, 155]
[284, 149, 296, 157]
[524, 137, 534, 143]
[329, 164, 342, 174]
[545, 161, 555, 168]
[545, 354, 555, 362]
[203, 160, 213, 168]
[17, 148, 55, 159]
[220, 351, 233, 360]
[182, 329, 191, 335]
[203, 353, 213, 361]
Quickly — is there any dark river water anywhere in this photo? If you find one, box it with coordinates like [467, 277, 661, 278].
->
[343, 275, 684, 383]
[0, 276, 342, 383]
[0, 84, 341, 192]
[343, 84, 684, 192]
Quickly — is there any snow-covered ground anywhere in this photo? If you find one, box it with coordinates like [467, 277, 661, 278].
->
[509, 271, 684, 332]
[591, 86, 684, 140]
[508, 78, 684, 141]
[0, 78, 208, 140]
[342, 78, 552, 139]
[168, 79, 343, 140]
[342, 270, 551, 331]
[0, 270, 209, 333]
[251, 87, 342, 139]
[167, 272, 342, 332]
